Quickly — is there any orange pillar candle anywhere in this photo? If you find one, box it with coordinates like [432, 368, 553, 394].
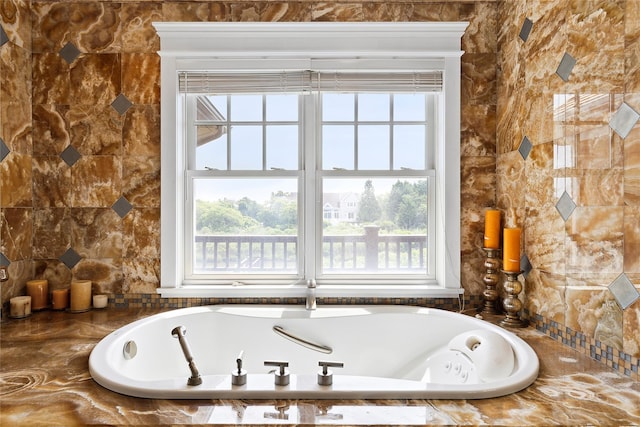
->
[26, 279, 49, 310]
[52, 288, 70, 310]
[10, 296, 32, 318]
[484, 210, 501, 249]
[70, 280, 92, 312]
[503, 227, 521, 272]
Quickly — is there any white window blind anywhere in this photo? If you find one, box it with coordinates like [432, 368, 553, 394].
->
[179, 70, 443, 94]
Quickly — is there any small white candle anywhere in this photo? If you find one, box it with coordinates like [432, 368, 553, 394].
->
[93, 294, 108, 309]
[10, 296, 32, 318]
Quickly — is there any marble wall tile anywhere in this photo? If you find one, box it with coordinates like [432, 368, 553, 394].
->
[120, 3, 162, 53]
[565, 169, 624, 207]
[122, 53, 160, 105]
[0, 208, 32, 262]
[123, 208, 160, 259]
[122, 257, 160, 293]
[624, 116, 640, 206]
[461, 156, 496, 208]
[0, 152, 32, 207]
[496, 150, 525, 209]
[460, 2, 497, 54]
[461, 53, 497, 106]
[68, 105, 124, 155]
[0, 28, 30, 103]
[34, 259, 73, 289]
[361, 3, 414, 22]
[0, 99, 31, 154]
[0, 0, 31, 50]
[311, 3, 364, 21]
[461, 105, 496, 156]
[565, 207, 624, 274]
[32, 156, 71, 208]
[409, 2, 460, 22]
[32, 105, 70, 156]
[123, 105, 160, 156]
[524, 90, 555, 145]
[525, 269, 566, 325]
[73, 258, 124, 294]
[625, 0, 640, 92]
[525, 141, 555, 207]
[122, 157, 160, 208]
[32, 208, 71, 259]
[624, 206, 640, 273]
[70, 156, 121, 208]
[262, 2, 313, 21]
[565, 285, 622, 351]
[32, 53, 70, 105]
[69, 54, 121, 106]
[162, 2, 216, 22]
[623, 299, 640, 356]
[524, 207, 565, 274]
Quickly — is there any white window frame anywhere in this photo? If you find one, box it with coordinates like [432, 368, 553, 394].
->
[154, 22, 467, 298]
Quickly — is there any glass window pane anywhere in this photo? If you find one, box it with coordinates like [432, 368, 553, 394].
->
[193, 178, 298, 274]
[322, 178, 428, 274]
[394, 94, 426, 121]
[322, 125, 354, 170]
[323, 94, 354, 121]
[266, 125, 298, 170]
[230, 126, 262, 170]
[196, 130, 227, 170]
[358, 94, 390, 121]
[266, 95, 298, 121]
[197, 95, 227, 121]
[230, 95, 262, 121]
[358, 125, 389, 170]
[393, 125, 426, 170]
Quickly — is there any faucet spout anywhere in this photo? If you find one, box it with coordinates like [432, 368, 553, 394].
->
[305, 279, 317, 310]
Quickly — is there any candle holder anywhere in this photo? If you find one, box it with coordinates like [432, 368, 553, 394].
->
[500, 270, 527, 328]
[480, 248, 501, 315]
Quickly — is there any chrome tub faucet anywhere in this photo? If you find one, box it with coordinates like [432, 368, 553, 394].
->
[306, 279, 317, 310]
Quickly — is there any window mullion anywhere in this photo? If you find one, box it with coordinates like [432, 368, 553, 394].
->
[303, 92, 318, 281]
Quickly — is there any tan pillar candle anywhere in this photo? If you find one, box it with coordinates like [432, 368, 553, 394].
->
[70, 280, 92, 312]
[52, 288, 70, 310]
[26, 279, 49, 310]
[10, 296, 32, 318]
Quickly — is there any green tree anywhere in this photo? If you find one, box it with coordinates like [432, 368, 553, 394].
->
[358, 180, 381, 223]
[196, 199, 259, 234]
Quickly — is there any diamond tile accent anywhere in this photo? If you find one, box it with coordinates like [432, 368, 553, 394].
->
[609, 102, 640, 139]
[111, 93, 133, 115]
[112, 196, 133, 218]
[0, 137, 9, 162]
[0, 252, 10, 266]
[556, 52, 576, 82]
[519, 17, 533, 42]
[518, 136, 532, 160]
[521, 254, 532, 278]
[59, 41, 81, 64]
[0, 25, 8, 47]
[60, 248, 82, 269]
[609, 273, 640, 310]
[60, 145, 81, 167]
[556, 191, 576, 221]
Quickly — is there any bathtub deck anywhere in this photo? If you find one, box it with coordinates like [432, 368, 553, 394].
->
[1, 307, 638, 426]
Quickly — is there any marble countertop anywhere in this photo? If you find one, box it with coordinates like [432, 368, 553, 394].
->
[1, 308, 638, 426]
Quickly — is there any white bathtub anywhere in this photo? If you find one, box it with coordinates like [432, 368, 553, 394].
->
[89, 305, 539, 399]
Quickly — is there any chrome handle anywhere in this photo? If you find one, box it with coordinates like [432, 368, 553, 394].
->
[272, 325, 332, 354]
[264, 360, 290, 386]
[232, 350, 247, 386]
[318, 361, 344, 386]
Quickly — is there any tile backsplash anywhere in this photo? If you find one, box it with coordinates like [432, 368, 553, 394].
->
[1, 0, 638, 378]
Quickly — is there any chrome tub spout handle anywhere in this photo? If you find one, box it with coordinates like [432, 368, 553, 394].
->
[171, 326, 202, 386]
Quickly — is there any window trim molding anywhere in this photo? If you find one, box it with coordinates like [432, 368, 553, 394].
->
[154, 22, 467, 298]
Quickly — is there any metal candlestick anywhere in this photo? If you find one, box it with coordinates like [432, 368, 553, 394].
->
[500, 270, 527, 328]
[481, 248, 500, 315]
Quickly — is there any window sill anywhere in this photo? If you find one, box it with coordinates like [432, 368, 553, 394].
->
[157, 284, 463, 299]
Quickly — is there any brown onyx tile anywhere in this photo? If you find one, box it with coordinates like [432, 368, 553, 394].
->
[460, 254, 484, 295]
[0, 0, 31, 49]
[460, 207, 483, 255]
[461, 104, 496, 157]
[525, 141, 554, 207]
[1, 101, 31, 154]
[120, 3, 162, 53]
[122, 156, 160, 208]
[524, 90, 555, 145]
[32, 208, 71, 259]
[362, 3, 413, 22]
[575, 93, 621, 122]
[0, 152, 32, 207]
[461, 156, 496, 208]
[0, 208, 32, 262]
[122, 53, 160, 105]
[625, 0, 640, 92]
[496, 151, 525, 209]
[32, 105, 70, 156]
[32, 53, 71, 105]
[34, 259, 73, 289]
[461, 53, 496, 106]
[70, 156, 121, 208]
[162, 2, 213, 21]
[565, 207, 624, 274]
[311, 3, 364, 21]
[123, 105, 160, 156]
[565, 169, 624, 207]
[32, 2, 121, 53]
[525, 269, 566, 326]
[623, 298, 640, 357]
[73, 258, 124, 294]
[68, 105, 123, 155]
[209, 2, 232, 21]
[624, 124, 640, 206]
[122, 257, 159, 293]
[229, 3, 263, 21]
[624, 206, 640, 273]
[496, 76, 525, 154]
[261, 2, 312, 21]
[460, 2, 497, 54]
[570, 124, 614, 170]
[69, 54, 121, 106]
[70, 208, 122, 259]
[123, 208, 160, 259]
[566, 0, 625, 93]
[409, 2, 459, 22]
[0, 259, 33, 304]
[32, 156, 71, 208]
[524, 207, 565, 274]
[565, 285, 622, 351]
[0, 39, 31, 103]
